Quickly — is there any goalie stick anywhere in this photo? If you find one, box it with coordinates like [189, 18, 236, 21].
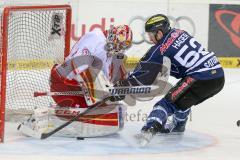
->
[34, 91, 83, 97]
[18, 96, 111, 139]
[34, 85, 159, 97]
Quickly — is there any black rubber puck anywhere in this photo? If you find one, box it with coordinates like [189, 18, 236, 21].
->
[237, 120, 240, 127]
[76, 137, 85, 140]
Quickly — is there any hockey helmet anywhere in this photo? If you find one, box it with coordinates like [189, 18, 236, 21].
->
[105, 25, 132, 55]
[145, 14, 171, 35]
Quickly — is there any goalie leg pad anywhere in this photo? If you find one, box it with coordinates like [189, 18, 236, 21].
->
[18, 107, 50, 137]
[51, 103, 126, 138]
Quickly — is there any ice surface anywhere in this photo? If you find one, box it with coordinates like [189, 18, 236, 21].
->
[0, 69, 240, 160]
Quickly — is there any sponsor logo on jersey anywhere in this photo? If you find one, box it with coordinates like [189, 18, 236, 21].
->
[160, 29, 184, 54]
[211, 70, 217, 74]
[82, 48, 90, 55]
[204, 56, 219, 68]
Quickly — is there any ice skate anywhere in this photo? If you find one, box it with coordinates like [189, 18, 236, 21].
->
[135, 121, 163, 147]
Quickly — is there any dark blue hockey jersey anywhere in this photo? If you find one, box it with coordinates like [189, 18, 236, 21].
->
[127, 28, 224, 85]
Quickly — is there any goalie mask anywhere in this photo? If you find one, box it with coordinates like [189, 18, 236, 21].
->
[105, 25, 133, 55]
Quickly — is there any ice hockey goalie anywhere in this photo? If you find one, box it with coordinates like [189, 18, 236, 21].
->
[18, 25, 133, 138]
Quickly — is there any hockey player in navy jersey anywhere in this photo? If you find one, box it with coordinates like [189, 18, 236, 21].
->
[110, 14, 225, 146]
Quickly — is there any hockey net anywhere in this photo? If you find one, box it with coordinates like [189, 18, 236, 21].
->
[0, 5, 72, 142]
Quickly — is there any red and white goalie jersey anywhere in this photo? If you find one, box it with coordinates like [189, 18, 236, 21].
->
[50, 27, 130, 108]
[66, 28, 126, 84]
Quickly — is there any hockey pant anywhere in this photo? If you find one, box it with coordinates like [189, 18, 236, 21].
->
[146, 76, 225, 126]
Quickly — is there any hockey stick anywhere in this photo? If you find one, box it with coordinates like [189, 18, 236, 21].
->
[34, 91, 83, 97]
[18, 96, 111, 139]
[34, 85, 159, 97]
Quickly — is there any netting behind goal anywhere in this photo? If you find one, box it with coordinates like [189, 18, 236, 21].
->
[0, 5, 72, 142]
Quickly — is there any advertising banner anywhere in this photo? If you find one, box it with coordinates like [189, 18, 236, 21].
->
[208, 4, 240, 67]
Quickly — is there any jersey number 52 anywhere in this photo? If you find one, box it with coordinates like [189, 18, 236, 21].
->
[174, 38, 209, 68]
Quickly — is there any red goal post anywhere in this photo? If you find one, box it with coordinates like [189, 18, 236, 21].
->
[0, 5, 72, 142]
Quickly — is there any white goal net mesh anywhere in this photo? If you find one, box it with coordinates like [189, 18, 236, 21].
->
[0, 6, 71, 121]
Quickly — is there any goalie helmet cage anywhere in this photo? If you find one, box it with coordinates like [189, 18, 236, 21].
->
[0, 5, 72, 142]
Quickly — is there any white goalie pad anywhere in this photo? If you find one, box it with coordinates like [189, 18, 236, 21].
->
[53, 103, 126, 138]
[18, 107, 50, 137]
[18, 103, 126, 138]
